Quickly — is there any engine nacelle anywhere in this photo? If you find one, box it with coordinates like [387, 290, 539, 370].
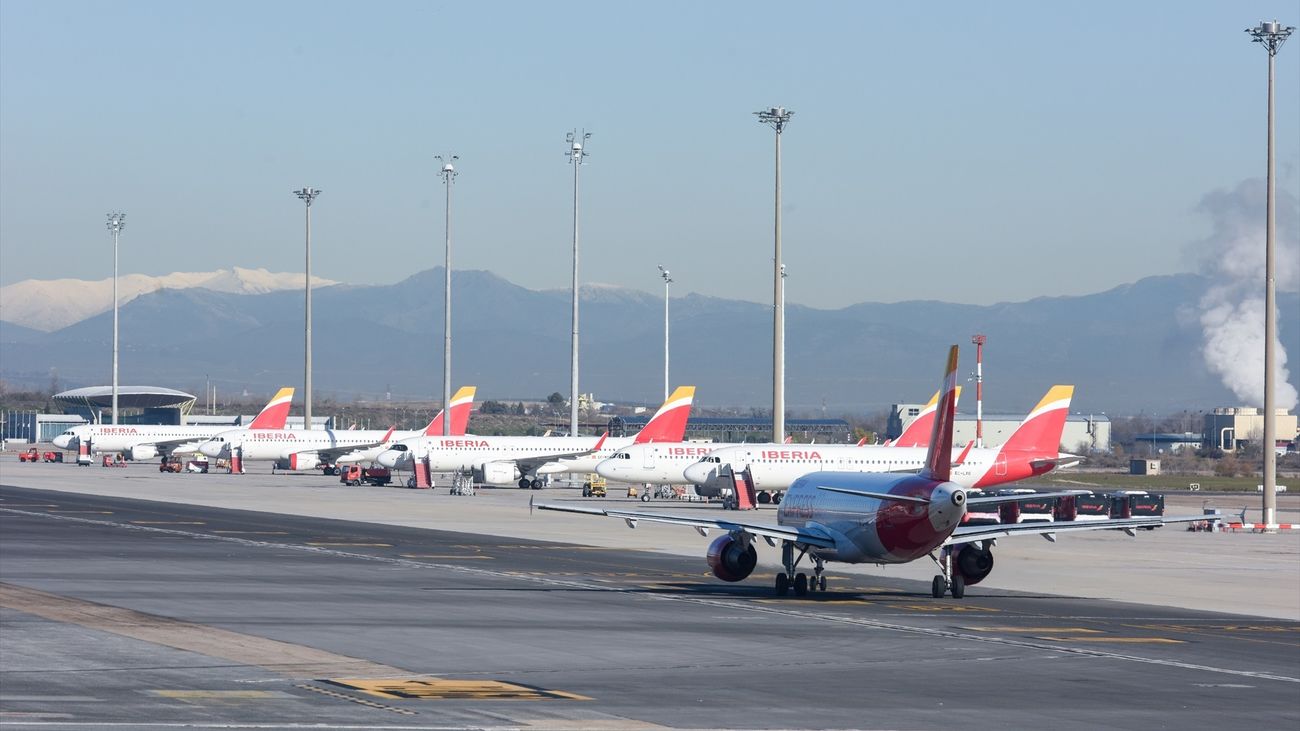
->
[288, 453, 321, 471]
[706, 534, 758, 582]
[954, 544, 995, 585]
[480, 462, 519, 485]
[128, 444, 158, 461]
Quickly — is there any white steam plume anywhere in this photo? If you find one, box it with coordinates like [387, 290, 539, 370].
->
[1193, 179, 1299, 409]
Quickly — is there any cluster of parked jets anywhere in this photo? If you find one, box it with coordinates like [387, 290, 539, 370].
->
[52, 346, 1214, 599]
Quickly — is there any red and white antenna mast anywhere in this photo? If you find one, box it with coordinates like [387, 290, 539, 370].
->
[972, 334, 986, 448]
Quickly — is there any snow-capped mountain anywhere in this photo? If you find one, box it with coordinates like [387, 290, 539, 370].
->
[0, 267, 337, 331]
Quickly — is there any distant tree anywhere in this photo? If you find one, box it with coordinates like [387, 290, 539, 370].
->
[547, 392, 565, 407]
[479, 400, 508, 415]
[512, 402, 526, 416]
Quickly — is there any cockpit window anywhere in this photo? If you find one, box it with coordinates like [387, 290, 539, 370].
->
[390, 444, 408, 451]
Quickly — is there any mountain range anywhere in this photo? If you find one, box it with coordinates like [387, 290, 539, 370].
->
[1, 268, 1297, 415]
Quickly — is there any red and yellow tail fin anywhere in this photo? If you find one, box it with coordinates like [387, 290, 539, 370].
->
[633, 386, 696, 444]
[423, 386, 477, 436]
[893, 386, 962, 448]
[247, 387, 294, 430]
[997, 385, 1074, 454]
[920, 346, 960, 482]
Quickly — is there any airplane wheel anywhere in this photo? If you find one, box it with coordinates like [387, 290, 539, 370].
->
[641, 492, 651, 503]
[793, 573, 808, 597]
[530, 478, 543, 490]
[519, 478, 530, 489]
[818, 575, 827, 591]
[772, 492, 783, 505]
[950, 573, 966, 599]
[775, 573, 789, 596]
[931, 576, 945, 599]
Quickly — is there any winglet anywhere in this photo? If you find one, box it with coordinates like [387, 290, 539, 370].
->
[380, 426, 396, 444]
[952, 439, 974, 468]
[592, 431, 608, 452]
[247, 387, 295, 430]
[633, 386, 696, 444]
[856, 435, 868, 446]
[920, 345, 960, 482]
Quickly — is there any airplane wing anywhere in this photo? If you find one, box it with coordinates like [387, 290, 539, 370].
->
[944, 514, 1219, 546]
[533, 501, 837, 549]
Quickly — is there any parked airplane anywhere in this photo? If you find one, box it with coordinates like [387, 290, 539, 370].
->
[51, 387, 295, 460]
[681, 385, 1078, 501]
[198, 386, 476, 473]
[538, 346, 1214, 599]
[375, 386, 696, 488]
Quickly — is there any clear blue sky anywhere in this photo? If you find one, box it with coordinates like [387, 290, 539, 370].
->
[2, 1, 1297, 308]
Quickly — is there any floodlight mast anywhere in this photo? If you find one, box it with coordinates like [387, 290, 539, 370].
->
[437, 155, 459, 436]
[755, 106, 793, 443]
[106, 213, 126, 425]
[1246, 19, 1294, 531]
[659, 265, 673, 401]
[566, 130, 591, 436]
[294, 187, 320, 431]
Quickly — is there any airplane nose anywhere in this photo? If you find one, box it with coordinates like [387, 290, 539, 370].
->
[595, 460, 617, 479]
[53, 435, 72, 449]
[376, 450, 400, 469]
[198, 441, 222, 458]
[682, 463, 713, 485]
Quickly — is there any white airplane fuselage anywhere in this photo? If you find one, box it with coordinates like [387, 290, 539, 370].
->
[199, 428, 404, 464]
[54, 424, 242, 457]
[376, 435, 604, 476]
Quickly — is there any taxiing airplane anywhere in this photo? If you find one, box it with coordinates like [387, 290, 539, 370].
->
[52, 387, 295, 460]
[538, 346, 1214, 600]
[681, 385, 1079, 499]
[375, 386, 696, 488]
[198, 386, 476, 472]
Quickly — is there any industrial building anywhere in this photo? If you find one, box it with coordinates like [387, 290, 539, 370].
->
[1203, 407, 1298, 454]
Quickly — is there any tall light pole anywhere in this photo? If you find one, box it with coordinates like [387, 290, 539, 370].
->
[755, 106, 793, 443]
[972, 334, 987, 448]
[437, 155, 458, 436]
[1246, 19, 1293, 530]
[294, 187, 320, 431]
[566, 130, 590, 436]
[658, 265, 673, 401]
[106, 212, 125, 425]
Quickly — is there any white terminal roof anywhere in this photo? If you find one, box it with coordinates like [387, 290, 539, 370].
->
[53, 386, 197, 410]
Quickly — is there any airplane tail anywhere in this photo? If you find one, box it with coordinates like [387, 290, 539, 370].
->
[996, 385, 1074, 454]
[920, 346, 960, 483]
[246, 387, 295, 430]
[893, 386, 962, 448]
[423, 386, 477, 436]
[633, 386, 696, 444]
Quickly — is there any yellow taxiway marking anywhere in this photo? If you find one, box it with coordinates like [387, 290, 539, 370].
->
[324, 678, 590, 701]
[964, 626, 1103, 634]
[1038, 636, 1185, 644]
[131, 521, 205, 525]
[306, 542, 392, 547]
[400, 554, 493, 560]
[212, 530, 288, 535]
[149, 690, 291, 700]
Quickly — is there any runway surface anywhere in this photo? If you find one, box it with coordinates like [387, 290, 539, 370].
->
[1, 485, 1297, 730]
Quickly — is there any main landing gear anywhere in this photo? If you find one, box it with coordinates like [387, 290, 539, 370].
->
[517, 477, 544, 490]
[773, 541, 827, 597]
[929, 549, 965, 599]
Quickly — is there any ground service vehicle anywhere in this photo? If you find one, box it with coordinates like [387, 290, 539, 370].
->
[1054, 491, 1111, 521]
[582, 475, 607, 497]
[160, 456, 184, 473]
[1108, 491, 1164, 528]
[42, 451, 63, 462]
[18, 448, 40, 462]
[340, 464, 392, 486]
[996, 489, 1057, 523]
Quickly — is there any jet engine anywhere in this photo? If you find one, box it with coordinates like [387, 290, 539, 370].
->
[288, 453, 321, 471]
[480, 463, 519, 485]
[954, 544, 995, 585]
[706, 534, 758, 582]
[128, 444, 158, 461]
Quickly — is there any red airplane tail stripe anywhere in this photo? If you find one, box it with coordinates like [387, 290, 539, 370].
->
[633, 386, 696, 444]
[997, 386, 1074, 455]
[921, 346, 960, 483]
[247, 387, 295, 430]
